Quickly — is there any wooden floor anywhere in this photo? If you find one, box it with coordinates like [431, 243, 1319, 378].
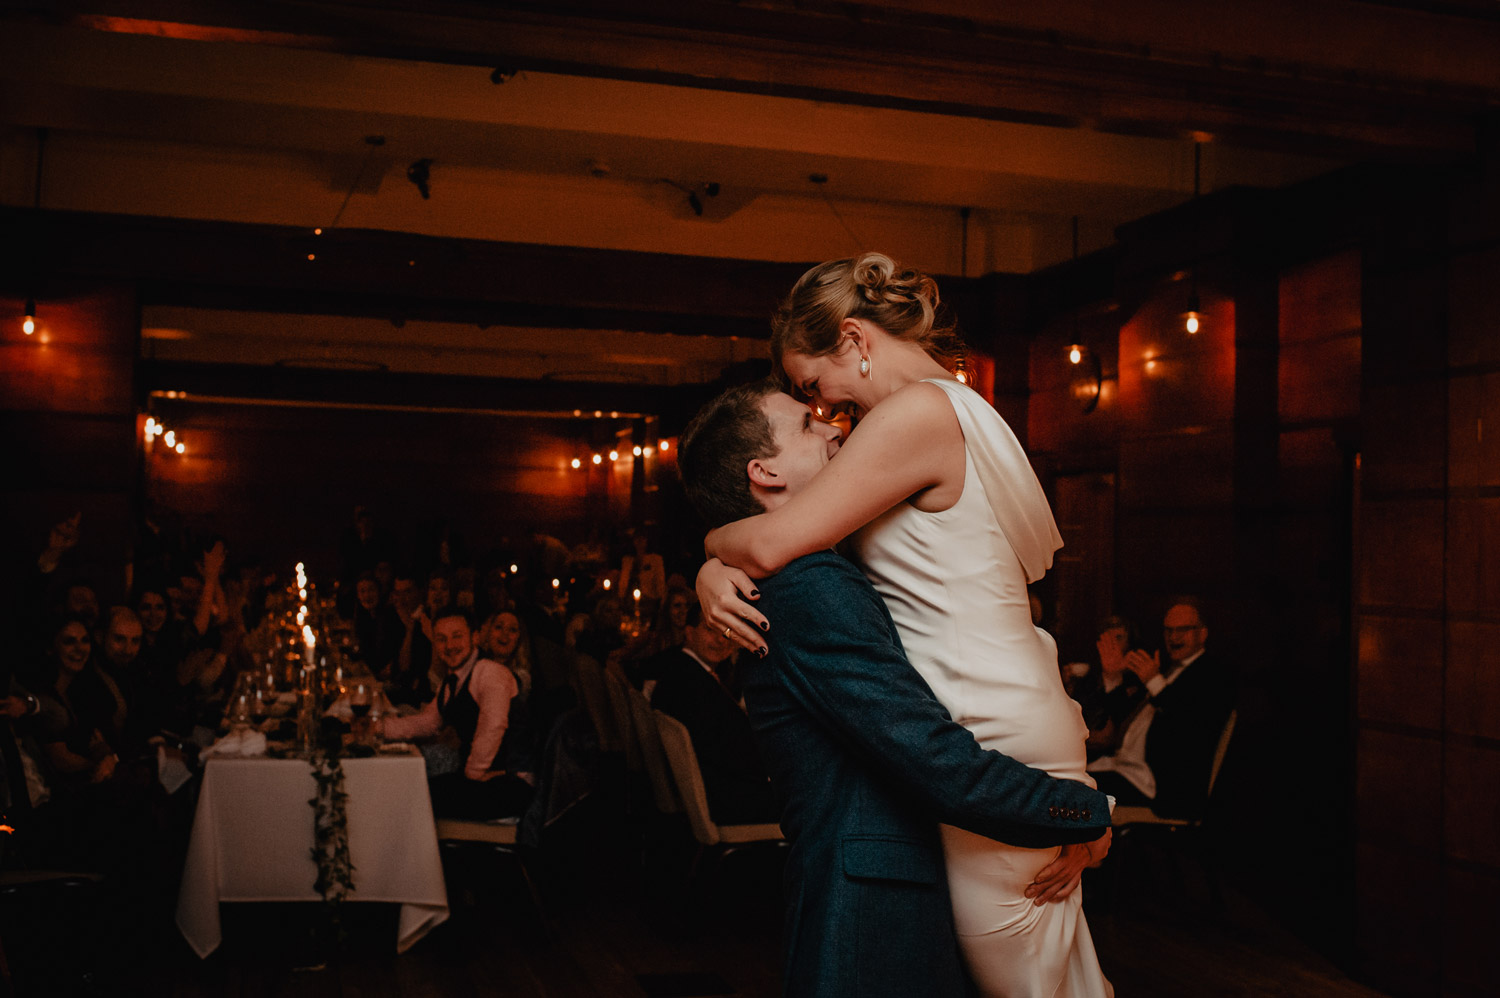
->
[3, 798, 1387, 998]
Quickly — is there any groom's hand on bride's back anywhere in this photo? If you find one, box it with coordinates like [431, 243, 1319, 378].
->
[1023, 828, 1112, 906]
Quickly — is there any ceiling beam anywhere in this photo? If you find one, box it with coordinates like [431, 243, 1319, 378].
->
[10, 0, 1495, 158]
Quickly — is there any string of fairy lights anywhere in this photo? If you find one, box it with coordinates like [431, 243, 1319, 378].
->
[569, 439, 670, 470]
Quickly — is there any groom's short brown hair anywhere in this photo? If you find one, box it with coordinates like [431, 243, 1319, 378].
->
[678, 379, 782, 528]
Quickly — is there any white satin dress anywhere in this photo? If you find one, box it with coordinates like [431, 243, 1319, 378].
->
[846, 378, 1112, 998]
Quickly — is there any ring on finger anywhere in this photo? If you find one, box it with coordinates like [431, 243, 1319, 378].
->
[724, 625, 733, 638]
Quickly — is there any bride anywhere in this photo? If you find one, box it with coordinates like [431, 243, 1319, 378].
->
[698, 253, 1112, 997]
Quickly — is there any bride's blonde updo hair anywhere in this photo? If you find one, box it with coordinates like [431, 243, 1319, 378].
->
[771, 252, 961, 370]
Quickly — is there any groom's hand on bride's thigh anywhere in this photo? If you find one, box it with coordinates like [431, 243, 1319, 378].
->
[1024, 829, 1112, 906]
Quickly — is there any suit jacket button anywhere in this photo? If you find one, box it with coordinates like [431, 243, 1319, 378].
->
[1048, 806, 1059, 817]
[1083, 809, 1090, 820]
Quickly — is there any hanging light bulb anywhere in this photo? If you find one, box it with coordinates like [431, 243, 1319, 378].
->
[1069, 345, 1083, 365]
[632, 445, 642, 457]
[174, 441, 185, 454]
[1184, 292, 1201, 335]
[163, 430, 176, 448]
[659, 440, 670, 452]
[570, 457, 582, 469]
[608, 449, 619, 461]
[591, 453, 602, 465]
[145, 417, 157, 436]
[22, 298, 36, 336]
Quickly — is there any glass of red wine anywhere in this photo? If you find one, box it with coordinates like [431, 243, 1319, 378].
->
[348, 678, 377, 746]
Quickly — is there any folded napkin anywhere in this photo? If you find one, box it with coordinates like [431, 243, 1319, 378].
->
[157, 745, 193, 794]
[208, 729, 268, 757]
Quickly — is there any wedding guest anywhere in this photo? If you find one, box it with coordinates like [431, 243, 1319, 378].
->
[378, 608, 534, 820]
[33, 616, 120, 793]
[618, 529, 665, 621]
[479, 610, 533, 700]
[394, 569, 450, 706]
[1068, 614, 1148, 760]
[1088, 597, 1236, 818]
[352, 571, 403, 676]
[650, 603, 777, 825]
[615, 584, 694, 690]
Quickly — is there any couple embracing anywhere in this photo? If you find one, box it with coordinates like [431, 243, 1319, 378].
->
[678, 253, 1114, 997]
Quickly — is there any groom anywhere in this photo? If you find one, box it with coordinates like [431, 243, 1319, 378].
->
[678, 380, 1112, 998]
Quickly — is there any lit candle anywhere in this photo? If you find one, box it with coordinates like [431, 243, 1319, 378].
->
[302, 623, 316, 666]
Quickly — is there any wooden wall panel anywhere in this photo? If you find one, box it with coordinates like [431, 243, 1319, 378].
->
[1355, 842, 1443, 997]
[143, 399, 628, 579]
[1354, 728, 1443, 853]
[1353, 616, 1444, 730]
[1356, 499, 1445, 609]
[1445, 621, 1500, 741]
[0, 286, 138, 609]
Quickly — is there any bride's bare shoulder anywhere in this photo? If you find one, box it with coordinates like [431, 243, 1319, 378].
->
[860, 380, 961, 433]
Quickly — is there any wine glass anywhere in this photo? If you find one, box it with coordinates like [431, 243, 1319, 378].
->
[347, 678, 378, 746]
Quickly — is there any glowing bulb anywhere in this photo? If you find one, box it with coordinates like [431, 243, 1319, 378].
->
[551, 578, 561, 589]
[603, 579, 612, 590]
[1185, 313, 1200, 334]
[509, 563, 518, 574]
[570, 457, 581, 469]
[608, 450, 619, 461]
[1069, 345, 1083, 365]
[313, 227, 322, 236]
[145, 417, 157, 434]
[592, 453, 602, 465]
[174, 442, 185, 454]
[632, 445, 642, 457]
[299, 587, 308, 600]
[295, 562, 305, 573]
[659, 440, 670, 452]
[307, 253, 316, 262]
[21, 298, 35, 335]
[163, 430, 176, 448]
[633, 588, 642, 600]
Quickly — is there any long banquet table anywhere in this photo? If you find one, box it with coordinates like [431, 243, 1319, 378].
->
[176, 751, 449, 958]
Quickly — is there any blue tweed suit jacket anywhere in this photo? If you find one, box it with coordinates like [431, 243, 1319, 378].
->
[747, 551, 1110, 998]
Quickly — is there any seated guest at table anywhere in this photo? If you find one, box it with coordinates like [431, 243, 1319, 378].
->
[353, 571, 403, 677]
[1067, 614, 1148, 761]
[650, 603, 778, 825]
[397, 569, 452, 704]
[378, 608, 535, 821]
[618, 528, 666, 622]
[34, 617, 122, 785]
[68, 609, 137, 753]
[613, 584, 694, 690]
[479, 610, 533, 700]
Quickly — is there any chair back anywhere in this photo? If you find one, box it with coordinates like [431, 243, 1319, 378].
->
[1206, 709, 1237, 798]
[629, 685, 681, 813]
[571, 653, 621, 753]
[602, 660, 642, 771]
[653, 710, 721, 846]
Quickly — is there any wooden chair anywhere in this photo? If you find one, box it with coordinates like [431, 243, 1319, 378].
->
[1109, 709, 1238, 909]
[601, 659, 642, 774]
[570, 653, 621, 754]
[433, 817, 545, 922]
[652, 710, 782, 881]
[628, 684, 680, 815]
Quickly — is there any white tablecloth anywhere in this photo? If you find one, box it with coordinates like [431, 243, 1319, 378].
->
[176, 752, 449, 958]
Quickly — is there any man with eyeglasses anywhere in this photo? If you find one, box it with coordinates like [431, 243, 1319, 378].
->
[1087, 597, 1235, 819]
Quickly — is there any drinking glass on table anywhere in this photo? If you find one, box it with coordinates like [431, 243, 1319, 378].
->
[347, 678, 379, 746]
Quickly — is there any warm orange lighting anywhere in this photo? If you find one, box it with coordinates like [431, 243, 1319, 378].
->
[174, 442, 185, 454]
[608, 450, 619, 461]
[1185, 312, 1201, 335]
[955, 370, 968, 384]
[603, 579, 612, 590]
[145, 417, 157, 435]
[22, 297, 35, 335]
[307, 253, 316, 262]
[591, 453, 602, 465]
[163, 430, 176, 448]
[551, 578, 561, 589]
[0, 823, 13, 835]
[659, 440, 670, 452]
[570, 457, 581, 469]
[313, 227, 323, 236]
[632, 445, 642, 457]
[1068, 345, 1083, 365]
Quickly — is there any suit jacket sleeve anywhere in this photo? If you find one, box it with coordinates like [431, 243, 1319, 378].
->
[761, 554, 1109, 847]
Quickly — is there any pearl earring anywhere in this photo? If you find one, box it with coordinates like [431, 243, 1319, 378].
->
[859, 356, 870, 377]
